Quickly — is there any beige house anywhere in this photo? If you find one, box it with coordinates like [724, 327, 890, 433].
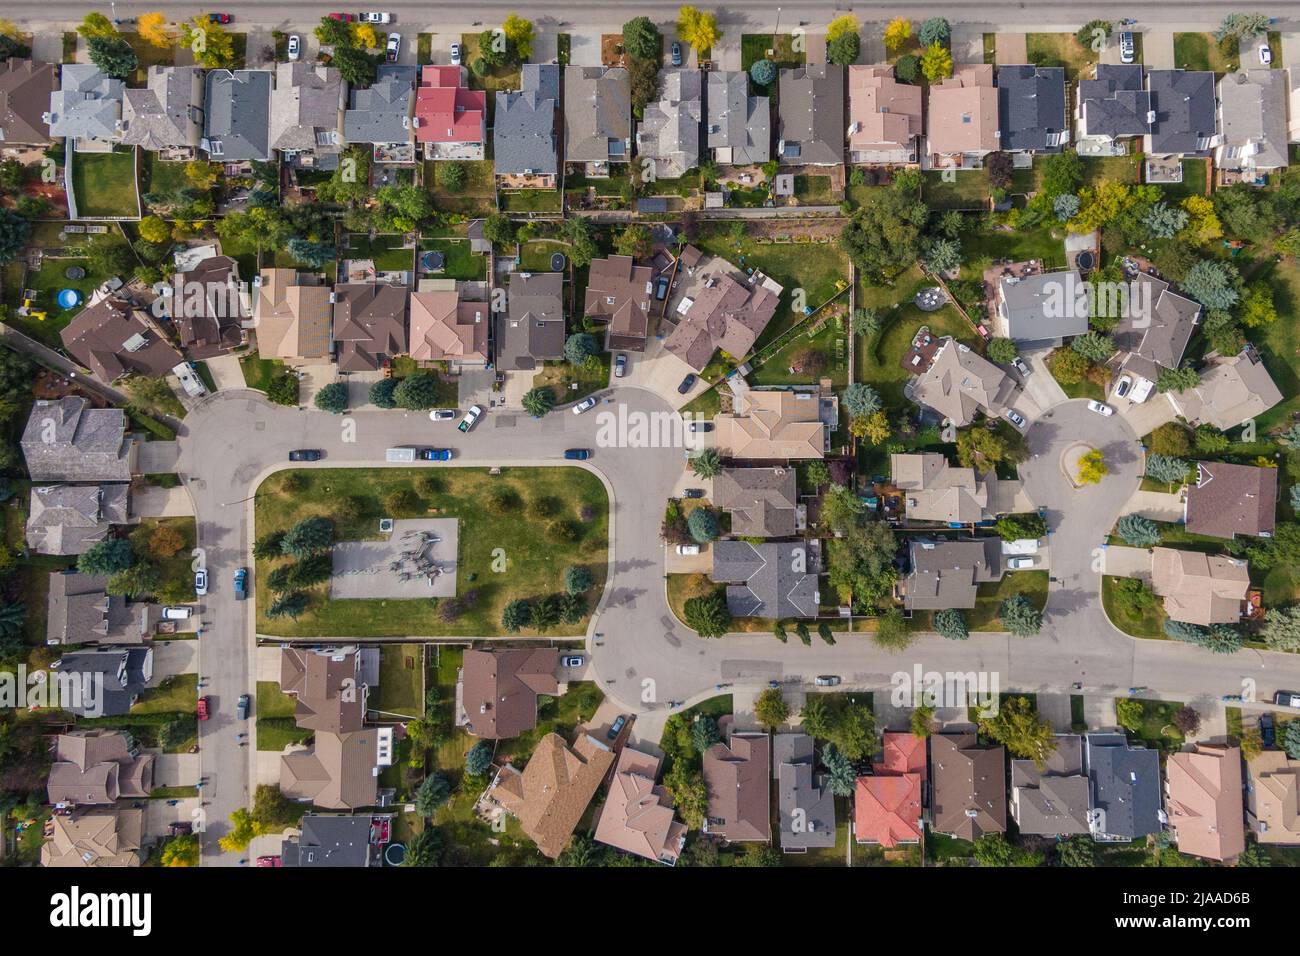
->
[664, 249, 783, 371]
[891, 452, 1034, 524]
[1165, 743, 1246, 862]
[714, 389, 830, 460]
[910, 337, 1016, 427]
[1167, 345, 1283, 431]
[409, 285, 489, 365]
[41, 809, 144, 867]
[280, 728, 385, 810]
[925, 65, 998, 168]
[1247, 750, 1300, 844]
[1150, 548, 1249, 626]
[593, 747, 686, 864]
[253, 269, 333, 362]
[47, 730, 154, 807]
[847, 65, 922, 164]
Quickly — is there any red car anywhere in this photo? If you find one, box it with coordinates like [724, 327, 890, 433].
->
[255, 855, 282, 867]
[197, 696, 210, 721]
[208, 13, 232, 24]
[328, 12, 354, 21]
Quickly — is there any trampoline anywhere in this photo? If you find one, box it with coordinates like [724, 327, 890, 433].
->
[64, 266, 85, 280]
[550, 252, 567, 271]
[1075, 250, 1096, 274]
[384, 842, 406, 866]
[57, 289, 82, 310]
[420, 250, 445, 272]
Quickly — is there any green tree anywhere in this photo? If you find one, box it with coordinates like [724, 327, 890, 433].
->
[1156, 365, 1200, 393]
[683, 590, 731, 637]
[281, 516, 334, 558]
[827, 29, 860, 66]
[266, 591, 309, 619]
[501, 598, 532, 632]
[662, 761, 708, 829]
[1000, 594, 1041, 636]
[842, 382, 882, 418]
[393, 373, 440, 410]
[403, 827, 446, 867]
[78, 538, 136, 576]
[690, 715, 721, 753]
[1148, 422, 1191, 457]
[415, 773, 451, 817]
[872, 608, 913, 651]
[821, 743, 856, 797]
[614, 224, 652, 259]
[687, 507, 720, 543]
[1115, 697, 1143, 732]
[332, 45, 379, 85]
[933, 607, 968, 640]
[754, 687, 790, 728]
[978, 696, 1057, 766]
[689, 447, 723, 478]
[482, 213, 516, 248]
[315, 14, 353, 47]
[1260, 605, 1300, 652]
[521, 386, 555, 417]
[1145, 453, 1190, 486]
[1056, 835, 1096, 867]
[266, 373, 300, 406]
[986, 337, 1018, 364]
[839, 177, 930, 280]
[1071, 331, 1115, 362]
[749, 57, 777, 86]
[919, 41, 953, 82]
[565, 565, 594, 595]
[918, 17, 951, 46]
[1116, 513, 1161, 547]
[1180, 259, 1240, 310]
[86, 34, 137, 79]
[368, 378, 399, 408]
[314, 381, 349, 413]
[622, 16, 662, 60]
[564, 333, 599, 366]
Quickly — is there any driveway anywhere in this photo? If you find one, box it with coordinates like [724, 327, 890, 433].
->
[1119, 393, 1178, 437]
[615, 337, 708, 409]
[145, 798, 200, 841]
[1019, 352, 1068, 412]
[153, 753, 201, 787]
[148, 640, 198, 683]
[569, 32, 603, 67]
[1145, 31, 1176, 70]
[1118, 488, 1184, 522]
[1101, 545, 1154, 580]
[131, 484, 194, 518]
[136, 440, 180, 474]
[204, 354, 246, 392]
[995, 33, 1027, 64]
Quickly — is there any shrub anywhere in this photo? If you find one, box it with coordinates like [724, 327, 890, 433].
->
[314, 381, 349, 413]
[749, 58, 776, 86]
[933, 608, 968, 640]
[1116, 513, 1161, 547]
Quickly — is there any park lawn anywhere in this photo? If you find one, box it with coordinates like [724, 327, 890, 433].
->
[374, 643, 425, 717]
[748, 313, 848, 390]
[419, 237, 487, 281]
[532, 353, 611, 403]
[518, 239, 571, 272]
[922, 170, 989, 210]
[344, 233, 414, 272]
[70, 148, 139, 218]
[793, 174, 833, 205]
[500, 188, 563, 212]
[1173, 32, 1239, 73]
[1024, 33, 1098, 80]
[131, 673, 197, 715]
[740, 33, 805, 71]
[239, 352, 286, 392]
[1101, 575, 1166, 638]
[969, 570, 1049, 631]
[253, 466, 609, 637]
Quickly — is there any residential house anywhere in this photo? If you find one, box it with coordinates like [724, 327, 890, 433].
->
[496, 271, 564, 370]
[891, 451, 1034, 524]
[1085, 732, 1164, 842]
[1144, 70, 1219, 169]
[170, 254, 247, 358]
[279, 645, 375, 734]
[712, 539, 819, 619]
[637, 69, 702, 180]
[714, 388, 835, 460]
[60, 296, 184, 383]
[929, 732, 1006, 840]
[21, 398, 134, 483]
[1076, 64, 1152, 154]
[1150, 547, 1249, 626]
[1111, 273, 1200, 390]
[343, 65, 416, 160]
[45, 571, 152, 646]
[1166, 345, 1283, 430]
[996, 269, 1088, 344]
[564, 66, 631, 172]
[269, 61, 345, 166]
[494, 63, 560, 187]
[458, 648, 559, 739]
[120, 66, 203, 157]
[663, 250, 783, 370]
[776, 64, 845, 166]
[252, 268, 333, 363]
[485, 732, 615, 859]
[997, 65, 1068, 153]
[1184, 461, 1277, 539]
[203, 69, 272, 161]
[702, 731, 771, 842]
[331, 283, 410, 372]
[1246, 750, 1300, 844]
[903, 538, 1004, 611]
[847, 65, 923, 165]
[1010, 734, 1091, 836]
[46, 64, 123, 150]
[414, 65, 486, 161]
[409, 284, 489, 365]
[774, 733, 835, 852]
[855, 731, 925, 847]
[47, 730, 154, 807]
[706, 70, 769, 165]
[26, 484, 128, 555]
[48, 646, 153, 717]
[925, 65, 998, 169]
[280, 813, 393, 867]
[0, 58, 56, 146]
[1217, 69, 1289, 178]
[593, 747, 687, 864]
[1166, 743, 1245, 862]
[41, 809, 144, 867]
[584, 255, 653, 353]
[909, 337, 1017, 427]
[712, 466, 800, 538]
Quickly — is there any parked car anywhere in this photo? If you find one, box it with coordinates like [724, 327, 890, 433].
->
[450, 42, 462, 66]
[289, 449, 322, 461]
[683, 488, 705, 498]
[1012, 356, 1031, 377]
[1274, 690, 1300, 708]
[677, 373, 696, 394]
[430, 408, 456, 421]
[687, 420, 713, 432]
[1119, 31, 1135, 64]
[360, 11, 392, 24]
[562, 655, 584, 668]
[233, 567, 248, 601]
[255, 856, 282, 867]
[162, 606, 193, 620]
[564, 448, 591, 460]
[194, 569, 208, 596]
[607, 715, 627, 740]
[1129, 378, 1154, 404]
[386, 32, 401, 62]
[1007, 556, 1036, 569]
[1005, 409, 1026, 428]
[1260, 42, 1273, 65]
[197, 696, 210, 721]
[614, 353, 627, 378]
[328, 12, 354, 21]
[237, 694, 251, 720]
[671, 41, 683, 67]
[655, 275, 670, 300]
[815, 675, 841, 687]
[1086, 399, 1114, 416]
[675, 543, 701, 556]
[420, 448, 452, 461]
[1115, 375, 1132, 398]
[287, 34, 301, 60]
[572, 396, 598, 415]
[1260, 712, 1276, 748]
[458, 404, 482, 432]
[208, 13, 232, 24]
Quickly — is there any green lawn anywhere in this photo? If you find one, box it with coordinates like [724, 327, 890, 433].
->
[1173, 32, 1239, 73]
[1102, 575, 1166, 638]
[70, 148, 140, 219]
[344, 233, 414, 272]
[140, 151, 191, 198]
[253, 466, 609, 637]
[532, 353, 611, 403]
[419, 237, 487, 281]
[518, 239, 571, 273]
[1123, 697, 1187, 752]
[425, 159, 496, 215]
[749, 313, 848, 390]
[131, 673, 197, 715]
[1025, 33, 1098, 80]
[129, 517, 197, 601]
[239, 352, 286, 392]
[121, 31, 176, 86]
[496, 681, 605, 765]
[740, 33, 806, 71]
[2, 256, 108, 347]
[922, 170, 989, 210]
[1080, 154, 1141, 188]
[375, 643, 425, 717]
[500, 189, 563, 213]
[793, 175, 833, 205]
[970, 570, 1050, 631]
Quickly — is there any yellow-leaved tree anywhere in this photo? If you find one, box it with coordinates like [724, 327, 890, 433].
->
[826, 14, 859, 42]
[677, 6, 721, 52]
[883, 17, 912, 53]
[137, 12, 176, 49]
[502, 13, 534, 61]
[352, 23, 379, 49]
[920, 41, 953, 81]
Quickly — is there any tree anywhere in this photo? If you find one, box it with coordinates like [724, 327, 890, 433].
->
[956, 427, 1011, 470]
[1180, 259, 1240, 311]
[77, 12, 117, 38]
[1056, 835, 1096, 867]
[1053, 194, 1080, 221]
[826, 17, 860, 66]
[934, 608, 969, 640]
[883, 17, 912, 53]
[1115, 697, 1143, 732]
[1144, 453, 1189, 487]
[1076, 449, 1108, 485]
[137, 12, 175, 48]
[1047, 346, 1090, 385]
[910, 705, 934, 738]
[918, 17, 951, 46]
[689, 447, 722, 478]
[564, 332, 600, 366]
[1144, 202, 1189, 239]
[662, 761, 708, 829]
[1156, 365, 1200, 394]
[331, 45, 378, 85]
[1075, 19, 1113, 48]
[821, 743, 856, 797]
[687, 507, 719, 543]
[795, 621, 811, 645]
[842, 382, 881, 418]
[1240, 727, 1264, 761]
[614, 223, 653, 259]
[1192, 424, 1230, 455]
[565, 565, 594, 595]
[987, 337, 1018, 364]
[85, 33, 139, 79]
[161, 833, 199, 867]
[266, 591, 309, 619]
[1215, 12, 1270, 41]
[1149, 422, 1191, 457]
[266, 373, 299, 407]
[393, 373, 440, 410]
[921, 235, 960, 273]
[690, 715, 721, 753]
[78, 538, 135, 576]
[676, 6, 721, 51]
[684, 590, 731, 637]
[181, 17, 237, 68]
[800, 695, 880, 759]
[853, 410, 891, 445]
[1283, 720, 1300, 760]
[622, 16, 662, 59]
[979, 696, 1057, 766]
[1261, 605, 1300, 652]
[994, 513, 1047, 542]
[148, 525, 185, 560]
[1000, 594, 1041, 636]
[281, 516, 334, 558]
[415, 773, 451, 817]
[521, 386, 555, 417]
[138, 215, 172, 245]
[315, 14, 353, 46]
[1240, 285, 1278, 328]
[1071, 331, 1115, 362]
[851, 307, 882, 337]
[501, 13, 535, 61]
[873, 608, 913, 651]
[1172, 705, 1202, 737]
[501, 599, 532, 632]
[919, 41, 953, 82]
[1116, 513, 1162, 548]
[754, 687, 790, 728]
[313, 381, 349, 413]
[894, 53, 920, 84]
[748, 57, 777, 86]
[839, 177, 929, 280]
[285, 238, 335, 270]
[368, 378, 398, 409]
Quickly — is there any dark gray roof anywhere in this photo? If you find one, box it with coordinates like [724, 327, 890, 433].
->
[1147, 70, 1218, 155]
[26, 484, 128, 555]
[774, 733, 835, 850]
[203, 69, 272, 161]
[564, 66, 631, 163]
[21, 397, 132, 483]
[777, 64, 844, 165]
[706, 71, 770, 165]
[495, 64, 559, 177]
[1079, 65, 1151, 139]
[712, 539, 820, 619]
[996, 65, 1067, 152]
[45, 570, 146, 646]
[496, 272, 564, 370]
[904, 538, 1002, 610]
[344, 69, 415, 144]
[1113, 274, 1200, 381]
[49, 646, 152, 716]
[999, 269, 1090, 343]
[281, 814, 388, 867]
[121, 66, 202, 151]
[1085, 733, 1163, 841]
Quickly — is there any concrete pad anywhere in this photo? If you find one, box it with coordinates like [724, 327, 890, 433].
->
[995, 33, 1027, 65]
[534, 31, 558, 63]
[330, 518, 459, 600]
[500, 368, 538, 408]
[131, 485, 193, 518]
[256, 749, 285, 787]
[617, 336, 708, 409]
[342, 370, 384, 409]
[951, 27, 986, 66]
[569, 33, 603, 67]
[1118, 488, 1184, 522]
[204, 353, 246, 392]
[30, 34, 63, 64]
[145, 798, 200, 840]
[1282, 33, 1300, 67]
[136, 440, 180, 474]
[295, 363, 337, 409]
[148, 640, 198, 682]
[872, 693, 914, 731]
[804, 34, 827, 67]
[1189, 699, 1228, 743]
[153, 753, 200, 787]
[1037, 692, 1073, 733]
[257, 645, 284, 682]
[1020, 351, 1069, 411]
[712, 37, 742, 71]
[1101, 544, 1153, 579]
[1145, 32, 1176, 71]
[1120, 392, 1178, 437]
[1083, 695, 1118, 731]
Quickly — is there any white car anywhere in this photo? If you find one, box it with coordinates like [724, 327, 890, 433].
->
[194, 569, 208, 596]
[162, 606, 193, 620]
[675, 544, 701, 556]
[1005, 409, 1026, 428]
[450, 42, 462, 66]
[1260, 43, 1273, 66]
[457, 404, 482, 433]
[286, 34, 301, 61]
[429, 408, 456, 421]
[385, 32, 401, 62]
[1086, 400, 1114, 417]
[1007, 556, 1036, 570]
[360, 11, 392, 24]
[572, 396, 597, 415]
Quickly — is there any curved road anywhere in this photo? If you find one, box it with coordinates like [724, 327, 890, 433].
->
[177, 385, 1300, 863]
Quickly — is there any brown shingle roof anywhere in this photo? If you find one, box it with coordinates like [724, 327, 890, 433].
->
[584, 255, 652, 344]
[1150, 547, 1249, 626]
[253, 268, 333, 361]
[409, 288, 489, 363]
[592, 747, 686, 863]
[47, 730, 154, 806]
[1166, 743, 1245, 862]
[0, 58, 56, 145]
[280, 647, 366, 734]
[702, 731, 771, 842]
[279, 730, 381, 810]
[1184, 461, 1277, 539]
[930, 732, 1006, 840]
[60, 297, 184, 383]
[332, 283, 409, 372]
[41, 809, 144, 867]
[711, 467, 798, 537]
[460, 648, 558, 739]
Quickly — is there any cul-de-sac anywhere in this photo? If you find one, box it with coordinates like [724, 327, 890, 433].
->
[1, 5, 1300, 873]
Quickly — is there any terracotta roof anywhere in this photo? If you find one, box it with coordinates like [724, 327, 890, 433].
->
[593, 747, 686, 864]
[855, 732, 926, 847]
[702, 731, 771, 842]
[927, 65, 998, 157]
[460, 648, 559, 739]
[848, 65, 922, 160]
[714, 389, 826, 460]
[253, 268, 333, 361]
[1184, 461, 1277, 539]
[1166, 743, 1245, 862]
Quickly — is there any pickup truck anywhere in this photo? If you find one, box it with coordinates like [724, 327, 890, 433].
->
[386, 447, 417, 463]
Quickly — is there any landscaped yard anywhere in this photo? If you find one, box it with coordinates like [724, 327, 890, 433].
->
[255, 680, 312, 752]
[1024, 32, 1099, 80]
[344, 233, 414, 272]
[792, 174, 833, 205]
[740, 33, 806, 71]
[2, 255, 107, 347]
[922, 170, 989, 210]
[239, 352, 287, 392]
[532, 353, 611, 403]
[1173, 32, 1239, 73]
[375, 643, 425, 717]
[1122, 697, 1187, 752]
[253, 466, 609, 637]
[419, 237, 487, 281]
[749, 313, 849, 390]
[500, 189, 563, 213]
[424, 159, 496, 215]
[517, 239, 571, 273]
[69, 148, 140, 219]
[969, 570, 1050, 631]
[1101, 575, 1166, 638]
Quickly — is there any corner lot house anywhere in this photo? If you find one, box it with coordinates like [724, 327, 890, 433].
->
[909, 337, 1016, 427]
[41, 809, 144, 867]
[712, 539, 820, 619]
[1010, 734, 1090, 836]
[637, 68, 702, 180]
[1111, 274, 1200, 391]
[1216, 70, 1288, 180]
[663, 249, 783, 370]
[1085, 732, 1163, 842]
[706, 70, 769, 165]
[1184, 461, 1277, 539]
[925, 65, 998, 169]
[996, 65, 1068, 153]
[331, 283, 410, 372]
[703, 730, 771, 842]
[26, 483, 128, 555]
[60, 296, 184, 384]
[712, 466, 800, 537]
[1150, 547, 1249, 626]
[494, 64, 559, 187]
[203, 69, 272, 161]
[774, 733, 835, 852]
[564, 65, 631, 173]
[1076, 64, 1151, 155]
[855, 731, 925, 847]
[585, 254, 652, 353]
[891, 451, 1033, 524]
[0, 58, 57, 147]
[902, 538, 1003, 611]
[47, 729, 153, 807]
[47, 64, 123, 150]
[593, 747, 687, 864]
[458, 648, 558, 739]
[1165, 743, 1245, 863]
[21, 398, 134, 483]
[715, 388, 834, 460]
[415, 65, 486, 161]
[776, 64, 844, 167]
[930, 732, 1006, 840]
[253, 268, 334, 363]
[1167, 345, 1283, 430]
[847, 65, 922, 165]
[1247, 751, 1300, 844]
[121, 65, 203, 157]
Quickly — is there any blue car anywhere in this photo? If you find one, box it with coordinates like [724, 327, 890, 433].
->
[564, 448, 591, 460]
[420, 448, 452, 461]
[607, 715, 627, 740]
[233, 567, 248, 601]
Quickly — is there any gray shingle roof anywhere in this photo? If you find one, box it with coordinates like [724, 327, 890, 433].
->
[281, 814, 386, 867]
[1079, 64, 1151, 140]
[1112, 274, 1199, 381]
[45, 570, 148, 646]
[1147, 69, 1218, 155]
[203, 69, 272, 161]
[904, 538, 1003, 610]
[774, 733, 836, 850]
[636, 68, 702, 180]
[344, 68, 414, 144]
[47, 64, 123, 142]
[269, 61, 344, 154]
[712, 467, 798, 537]
[564, 65, 631, 163]
[26, 484, 128, 555]
[121, 66, 201, 151]
[21, 397, 132, 483]
[494, 63, 559, 177]
[712, 539, 819, 619]
[1085, 733, 1163, 840]
[996, 65, 1067, 152]
[1217, 69, 1289, 171]
[49, 646, 152, 717]
[1010, 735, 1091, 836]
[497, 272, 564, 370]
[706, 71, 769, 164]
[777, 64, 844, 165]
[999, 269, 1090, 343]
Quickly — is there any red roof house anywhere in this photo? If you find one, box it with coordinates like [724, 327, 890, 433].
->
[854, 732, 925, 848]
[415, 65, 486, 160]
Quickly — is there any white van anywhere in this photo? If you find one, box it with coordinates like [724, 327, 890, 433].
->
[162, 606, 193, 620]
